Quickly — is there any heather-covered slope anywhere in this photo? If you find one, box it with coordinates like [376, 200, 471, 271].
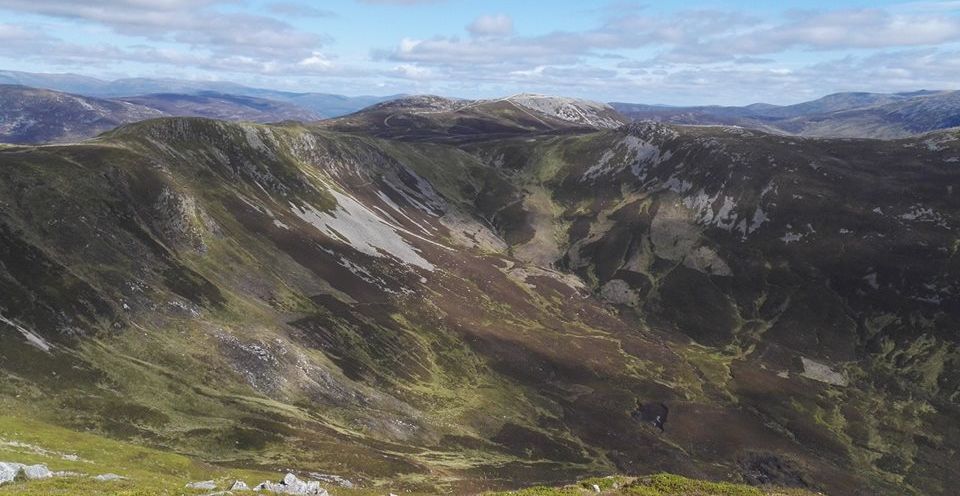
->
[0, 116, 957, 494]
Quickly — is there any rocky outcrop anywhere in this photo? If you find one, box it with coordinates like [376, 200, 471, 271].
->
[253, 473, 329, 495]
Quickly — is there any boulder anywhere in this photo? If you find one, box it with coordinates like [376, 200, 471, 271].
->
[230, 480, 250, 491]
[186, 480, 218, 490]
[0, 462, 23, 485]
[253, 473, 328, 495]
[22, 464, 53, 480]
[0, 462, 57, 485]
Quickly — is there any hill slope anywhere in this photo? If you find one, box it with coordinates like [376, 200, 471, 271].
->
[0, 117, 957, 495]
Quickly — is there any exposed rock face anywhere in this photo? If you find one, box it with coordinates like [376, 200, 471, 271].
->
[800, 357, 848, 386]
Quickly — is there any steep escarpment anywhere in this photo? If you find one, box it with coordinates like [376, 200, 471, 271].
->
[0, 116, 957, 495]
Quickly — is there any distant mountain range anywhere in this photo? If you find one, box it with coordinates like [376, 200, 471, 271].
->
[0, 85, 326, 143]
[0, 70, 400, 118]
[3, 69, 960, 145]
[611, 90, 960, 138]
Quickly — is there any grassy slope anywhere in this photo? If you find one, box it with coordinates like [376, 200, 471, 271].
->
[0, 415, 819, 495]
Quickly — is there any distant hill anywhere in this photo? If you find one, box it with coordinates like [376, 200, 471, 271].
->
[0, 85, 164, 144]
[611, 90, 960, 138]
[0, 85, 326, 143]
[0, 70, 400, 118]
[323, 93, 629, 142]
[118, 91, 321, 123]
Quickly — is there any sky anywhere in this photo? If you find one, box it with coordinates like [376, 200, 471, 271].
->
[2, 0, 960, 105]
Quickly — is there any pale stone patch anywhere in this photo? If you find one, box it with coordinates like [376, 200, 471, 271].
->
[800, 357, 848, 386]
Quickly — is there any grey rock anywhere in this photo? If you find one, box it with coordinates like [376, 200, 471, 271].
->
[252, 473, 328, 495]
[230, 480, 250, 491]
[22, 464, 52, 480]
[94, 473, 127, 481]
[0, 462, 23, 485]
[186, 480, 218, 490]
[0, 462, 55, 484]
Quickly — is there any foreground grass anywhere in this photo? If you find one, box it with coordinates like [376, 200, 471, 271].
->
[488, 475, 822, 496]
[0, 414, 278, 495]
[0, 415, 821, 495]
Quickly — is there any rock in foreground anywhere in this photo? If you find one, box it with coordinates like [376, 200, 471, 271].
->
[254, 473, 329, 495]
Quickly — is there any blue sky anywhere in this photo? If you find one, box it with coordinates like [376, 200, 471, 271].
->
[2, 0, 960, 104]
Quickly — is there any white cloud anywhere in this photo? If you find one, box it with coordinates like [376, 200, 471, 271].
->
[390, 64, 432, 79]
[299, 52, 334, 70]
[4, 0, 960, 103]
[0, 0, 327, 60]
[467, 14, 513, 37]
[384, 6, 960, 70]
[720, 8, 960, 54]
[269, 2, 336, 18]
